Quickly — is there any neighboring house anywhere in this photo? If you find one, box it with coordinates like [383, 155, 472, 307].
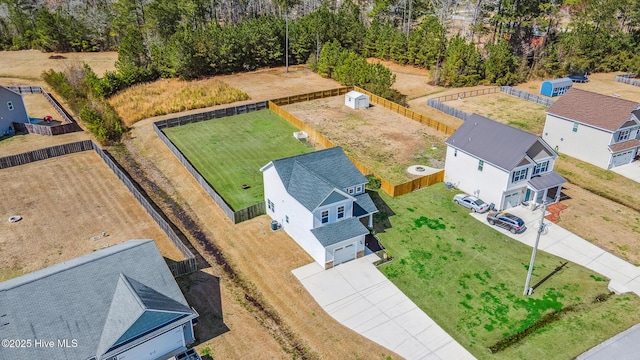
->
[543, 88, 640, 169]
[540, 78, 573, 97]
[0, 240, 200, 360]
[260, 147, 378, 269]
[344, 90, 369, 109]
[0, 85, 30, 135]
[445, 114, 566, 210]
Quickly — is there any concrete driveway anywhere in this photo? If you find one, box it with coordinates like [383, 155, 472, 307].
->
[470, 206, 640, 296]
[612, 161, 640, 183]
[292, 254, 475, 360]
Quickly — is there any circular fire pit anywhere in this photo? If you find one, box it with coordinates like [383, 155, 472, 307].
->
[407, 165, 441, 176]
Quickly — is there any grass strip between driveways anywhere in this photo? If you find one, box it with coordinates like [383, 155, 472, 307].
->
[373, 183, 640, 359]
[164, 109, 314, 210]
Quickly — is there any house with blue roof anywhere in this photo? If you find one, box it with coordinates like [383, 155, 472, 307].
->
[260, 147, 378, 269]
[0, 240, 200, 360]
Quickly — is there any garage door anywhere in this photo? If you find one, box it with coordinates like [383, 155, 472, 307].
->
[612, 150, 634, 167]
[504, 192, 521, 209]
[117, 326, 185, 360]
[333, 243, 356, 266]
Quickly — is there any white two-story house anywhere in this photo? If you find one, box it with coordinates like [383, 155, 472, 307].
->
[544, 88, 640, 169]
[445, 114, 566, 210]
[260, 147, 378, 269]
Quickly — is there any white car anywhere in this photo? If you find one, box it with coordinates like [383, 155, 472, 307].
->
[453, 194, 490, 213]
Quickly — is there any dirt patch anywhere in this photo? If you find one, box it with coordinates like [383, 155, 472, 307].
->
[0, 50, 117, 80]
[0, 132, 90, 157]
[0, 151, 183, 281]
[22, 93, 61, 120]
[555, 185, 640, 265]
[284, 96, 448, 184]
[215, 65, 341, 101]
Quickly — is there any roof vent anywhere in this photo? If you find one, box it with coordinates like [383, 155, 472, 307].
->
[474, 122, 478, 126]
[469, 137, 472, 142]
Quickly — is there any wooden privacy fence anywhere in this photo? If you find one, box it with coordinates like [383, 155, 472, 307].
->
[353, 86, 458, 135]
[381, 170, 445, 197]
[271, 87, 351, 106]
[500, 86, 554, 107]
[154, 102, 269, 224]
[614, 74, 640, 87]
[0, 140, 198, 277]
[426, 98, 470, 121]
[0, 140, 93, 169]
[430, 87, 500, 102]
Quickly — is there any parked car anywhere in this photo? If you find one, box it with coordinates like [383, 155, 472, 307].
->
[486, 211, 526, 234]
[453, 194, 490, 213]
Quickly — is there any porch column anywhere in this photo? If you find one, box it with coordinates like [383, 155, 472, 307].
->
[368, 214, 373, 228]
[555, 184, 563, 202]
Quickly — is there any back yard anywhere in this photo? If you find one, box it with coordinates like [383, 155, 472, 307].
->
[284, 96, 448, 184]
[163, 109, 314, 210]
[374, 183, 640, 359]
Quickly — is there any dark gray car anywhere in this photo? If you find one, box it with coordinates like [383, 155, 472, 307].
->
[486, 211, 526, 234]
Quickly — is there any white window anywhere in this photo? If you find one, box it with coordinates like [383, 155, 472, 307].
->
[7, 101, 13, 111]
[478, 160, 484, 172]
[532, 161, 549, 176]
[355, 185, 362, 193]
[347, 188, 354, 194]
[285, 215, 289, 223]
[572, 122, 579, 132]
[267, 199, 274, 212]
[617, 129, 630, 142]
[337, 206, 344, 219]
[321, 210, 329, 224]
[454, 149, 457, 157]
[512, 168, 529, 183]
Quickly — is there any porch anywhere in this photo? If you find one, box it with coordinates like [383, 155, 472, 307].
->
[526, 171, 566, 206]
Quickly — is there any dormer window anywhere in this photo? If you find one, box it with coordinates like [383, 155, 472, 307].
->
[347, 188, 354, 195]
[355, 185, 362, 193]
[337, 206, 344, 219]
[321, 210, 329, 223]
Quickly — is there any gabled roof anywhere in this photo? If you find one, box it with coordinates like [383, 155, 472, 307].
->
[310, 217, 369, 246]
[546, 88, 640, 132]
[0, 85, 22, 97]
[346, 90, 368, 99]
[445, 114, 555, 171]
[264, 147, 367, 211]
[0, 240, 196, 360]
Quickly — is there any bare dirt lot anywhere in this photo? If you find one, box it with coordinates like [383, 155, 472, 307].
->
[0, 131, 91, 157]
[0, 50, 117, 81]
[0, 151, 183, 281]
[285, 96, 448, 184]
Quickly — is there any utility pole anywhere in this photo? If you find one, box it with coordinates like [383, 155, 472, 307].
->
[285, 11, 289, 73]
[523, 202, 547, 296]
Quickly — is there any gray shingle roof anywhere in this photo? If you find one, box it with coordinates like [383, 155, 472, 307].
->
[0, 240, 196, 360]
[527, 171, 566, 191]
[269, 147, 367, 211]
[353, 193, 378, 217]
[445, 114, 552, 171]
[310, 217, 369, 246]
[546, 88, 639, 132]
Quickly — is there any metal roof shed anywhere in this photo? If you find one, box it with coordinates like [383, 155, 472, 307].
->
[540, 78, 573, 97]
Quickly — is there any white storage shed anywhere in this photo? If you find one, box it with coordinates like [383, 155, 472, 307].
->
[345, 91, 369, 109]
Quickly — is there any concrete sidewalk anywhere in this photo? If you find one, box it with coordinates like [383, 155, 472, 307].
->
[611, 161, 640, 183]
[292, 254, 476, 360]
[470, 206, 640, 296]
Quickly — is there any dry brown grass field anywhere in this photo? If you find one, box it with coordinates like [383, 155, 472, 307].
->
[108, 78, 250, 126]
[284, 95, 448, 184]
[0, 151, 183, 282]
[0, 131, 90, 156]
[0, 50, 117, 81]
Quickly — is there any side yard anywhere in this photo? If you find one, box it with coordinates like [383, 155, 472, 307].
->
[373, 183, 640, 359]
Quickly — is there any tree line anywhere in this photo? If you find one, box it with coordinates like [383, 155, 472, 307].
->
[5, 0, 640, 93]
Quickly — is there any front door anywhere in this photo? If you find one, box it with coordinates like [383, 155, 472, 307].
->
[524, 189, 532, 201]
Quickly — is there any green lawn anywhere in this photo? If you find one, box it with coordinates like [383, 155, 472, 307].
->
[373, 184, 640, 359]
[164, 110, 314, 210]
